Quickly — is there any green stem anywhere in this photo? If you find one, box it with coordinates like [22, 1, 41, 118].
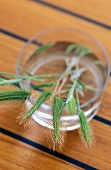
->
[56, 77, 67, 95]
[0, 72, 61, 80]
[60, 89, 70, 94]
[52, 74, 64, 96]
[34, 73, 61, 79]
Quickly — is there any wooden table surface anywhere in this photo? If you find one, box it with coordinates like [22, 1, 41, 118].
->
[0, 0, 111, 170]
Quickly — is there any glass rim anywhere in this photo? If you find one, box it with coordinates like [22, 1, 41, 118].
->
[16, 27, 110, 109]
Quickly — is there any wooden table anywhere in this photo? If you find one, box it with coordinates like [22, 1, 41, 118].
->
[0, 0, 111, 169]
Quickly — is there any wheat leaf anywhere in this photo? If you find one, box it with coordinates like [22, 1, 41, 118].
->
[59, 102, 66, 114]
[34, 43, 55, 55]
[66, 83, 76, 104]
[0, 78, 25, 86]
[0, 72, 27, 79]
[65, 44, 79, 55]
[67, 96, 77, 115]
[75, 45, 84, 56]
[0, 78, 5, 81]
[94, 60, 104, 67]
[0, 72, 57, 82]
[75, 45, 92, 57]
[65, 43, 92, 57]
[79, 47, 92, 57]
[77, 79, 86, 89]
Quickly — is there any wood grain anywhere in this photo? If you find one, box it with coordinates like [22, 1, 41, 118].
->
[0, 0, 111, 169]
[1, 116, 111, 169]
[0, 0, 111, 55]
[45, 0, 111, 25]
[0, 134, 81, 170]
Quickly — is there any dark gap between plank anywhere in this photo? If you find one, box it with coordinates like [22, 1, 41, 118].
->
[0, 29, 42, 46]
[0, 127, 98, 170]
[33, 0, 111, 30]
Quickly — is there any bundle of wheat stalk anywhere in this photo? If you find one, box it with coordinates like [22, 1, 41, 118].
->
[0, 43, 98, 151]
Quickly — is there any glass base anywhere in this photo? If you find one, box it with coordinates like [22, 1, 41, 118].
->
[25, 100, 101, 131]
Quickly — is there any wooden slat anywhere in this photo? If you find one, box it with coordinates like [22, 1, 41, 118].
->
[0, 134, 81, 170]
[45, 0, 111, 25]
[0, 34, 25, 72]
[1, 117, 111, 169]
[0, 158, 27, 170]
[0, 0, 111, 56]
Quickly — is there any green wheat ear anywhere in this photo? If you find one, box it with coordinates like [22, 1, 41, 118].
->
[51, 96, 67, 151]
[21, 90, 52, 123]
[53, 96, 62, 142]
[78, 110, 93, 146]
[0, 85, 31, 116]
[0, 84, 31, 101]
[0, 89, 31, 101]
[67, 96, 77, 115]
[34, 43, 55, 55]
